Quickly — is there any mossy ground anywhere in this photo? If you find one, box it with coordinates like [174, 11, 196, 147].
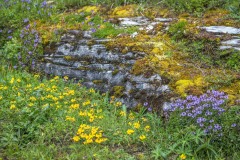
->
[34, 5, 239, 104]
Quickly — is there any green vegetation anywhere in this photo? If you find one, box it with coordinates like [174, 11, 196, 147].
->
[0, 0, 240, 159]
[0, 68, 239, 159]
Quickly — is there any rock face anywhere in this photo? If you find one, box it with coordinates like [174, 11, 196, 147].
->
[37, 30, 170, 107]
[201, 26, 240, 51]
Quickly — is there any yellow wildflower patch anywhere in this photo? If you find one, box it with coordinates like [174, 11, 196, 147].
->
[139, 135, 146, 141]
[133, 121, 140, 129]
[127, 129, 134, 135]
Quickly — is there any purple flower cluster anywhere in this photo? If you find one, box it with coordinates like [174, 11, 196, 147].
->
[167, 90, 229, 135]
[18, 22, 41, 69]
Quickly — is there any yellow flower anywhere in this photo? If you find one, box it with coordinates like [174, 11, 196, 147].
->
[65, 116, 76, 122]
[180, 154, 186, 160]
[18, 92, 21, 96]
[144, 125, 150, 132]
[84, 138, 93, 144]
[120, 111, 126, 116]
[73, 136, 80, 142]
[52, 85, 57, 89]
[64, 76, 69, 80]
[129, 113, 135, 120]
[68, 90, 75, 95]
[34, 74, 40, 78]
[133, 121, 140, 129]
[71, 99, 76, 103]
[30, 96, 37, 101]
[28, 103, 34, 107]
[10, 104, 16, 110]
[54, 76, 59, 80]
[0, 96, 2, 100]
[10, 78, 15, 84]
[115, 101, 122, 107]
[16, 79, 21, 83]
[70, 104, 80, 109]
[83, 100, 91, 106]
[89, 88, 95, 93]
[95, 138, 107, 143]
[127, 129, 134, 135]
[139, 135, 146, 141]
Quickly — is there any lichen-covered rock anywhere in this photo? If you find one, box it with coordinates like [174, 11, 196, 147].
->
[37, 30, 171, 108]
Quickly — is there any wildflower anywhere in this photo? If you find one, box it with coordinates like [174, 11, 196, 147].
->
[133, 121, 140, 129]
[180, 154, 186, 160]
[10, 104, 16, 110]
[10, 78, 14, 84]
[144, 125, 150, 132]
[90, 88, 95, 93]
[120, 111, 126, 116]
[115, 101, 122, 107]
[28, 103, 34, 107]
[139, 135, 146, 141]
[23, 18, 29, 23]
[95, 138, 107, 143]
[71, 99, 76, 103]
[0, 96, 2, 100]
[73, 136, 80, 142]
[65, 116, 76, 122]
[148, 107, 152, 112]
[83, 100, 91, 106]
[30, 96, 37, 101]
[129, 113, 135, 120]
[127, 129, 134, 135]
[84, 138, 93, 144]
[70, 104, 79, 109]
[16, 79, 21, 83]
[64, 76, 69, 80]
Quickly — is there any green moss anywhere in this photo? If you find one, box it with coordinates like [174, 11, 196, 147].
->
[93, 80, 103, 84]
[78, 66, 89, 71]
[64, 55, 75, 61]
[112, 69, 119, 76]
[112, 86, 125, 97]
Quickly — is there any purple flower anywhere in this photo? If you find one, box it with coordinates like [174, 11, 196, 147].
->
[91, 28, 96, 33]
[181, 112, 186, 117]
[143, 102, 148, 107]
[23, 18, 29, 23]
[8, 36, 12, 39]
[41, 1, 47, 8]
[231, 123, 237, 127]
[209, 119, 214, 123]
[148, 107, 152, 112]
[25, 24, 30, 30]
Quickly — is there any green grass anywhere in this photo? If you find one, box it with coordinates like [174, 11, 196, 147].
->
[0, 68, 239, 159]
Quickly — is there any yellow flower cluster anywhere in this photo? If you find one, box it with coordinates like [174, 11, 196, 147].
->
[73, 124, 107, 144]
[126, 112, 151, 141]
[66, 116, 76, 122]
[79, 108, 103, 122]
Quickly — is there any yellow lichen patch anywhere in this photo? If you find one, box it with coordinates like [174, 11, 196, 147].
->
[175, 77, 206, 97]
[175, 79, 194, 97]
[202, 9, 237, 26]
[77, 6, 100, 13]
[220, 81, 240, 104]
[111, 5, 136, 17]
